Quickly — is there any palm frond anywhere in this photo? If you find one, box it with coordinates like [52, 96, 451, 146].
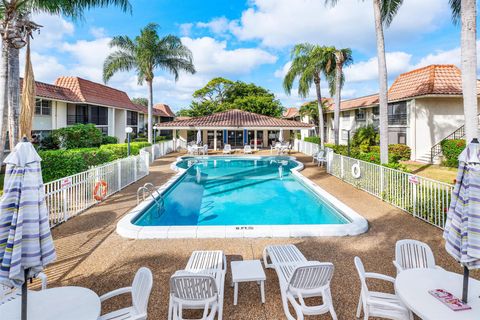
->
[30, 0, 132, 20]
[381, 0, 404, 26]
[102, 50, 135, 83]
[449, 0, 461, 24]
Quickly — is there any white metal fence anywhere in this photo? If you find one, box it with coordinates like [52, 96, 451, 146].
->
[294, 139, 453, 229]
[44, 140, 179, 227]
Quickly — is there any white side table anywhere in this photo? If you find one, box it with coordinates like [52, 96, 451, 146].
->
[231, 260, 266, 306]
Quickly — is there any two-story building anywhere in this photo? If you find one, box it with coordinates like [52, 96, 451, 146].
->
[315, 64, 480, 163]
[26, 76, 175, 143]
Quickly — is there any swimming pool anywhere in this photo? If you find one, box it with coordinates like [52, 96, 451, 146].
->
[117, 156, 368, 239]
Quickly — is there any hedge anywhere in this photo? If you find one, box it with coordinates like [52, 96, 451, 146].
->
[39, 142, 152, 183]
[441, 139, 465, 167]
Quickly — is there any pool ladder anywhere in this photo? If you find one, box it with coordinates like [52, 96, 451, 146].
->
[137, 183, 165, 216]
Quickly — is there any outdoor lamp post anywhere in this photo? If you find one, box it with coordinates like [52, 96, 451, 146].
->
[125, 127, 133, 156]
[153, 125, 160, 144]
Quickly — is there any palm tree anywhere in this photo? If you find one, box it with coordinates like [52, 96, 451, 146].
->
[104, 23, 195, 143]
[450, 0, 478, 143]
[326, 0, 404, 163]
[325, 47, 353, 146]
[0, 0, 131, 158]
[283, 44, 331, 149]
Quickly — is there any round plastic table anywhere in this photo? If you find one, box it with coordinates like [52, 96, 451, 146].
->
[0, 286, 101, 320]
[395, 268, 480, 320]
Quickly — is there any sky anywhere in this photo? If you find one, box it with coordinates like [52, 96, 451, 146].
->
[25, 0, 469, 112]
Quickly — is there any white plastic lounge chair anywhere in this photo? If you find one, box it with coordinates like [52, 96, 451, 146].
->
[393, 239, 442, 275]
[263, 244, 337, 320]
[168, 250, 226, 320]
[354, 257, 412, 320]
[313, 150, 327, 167]
[98, 267, 153, 320]
[0, 272, 47, 306]
[222, 144, 232, 154]
[244, 145, 252, 154]
[203, 144, 208, 155]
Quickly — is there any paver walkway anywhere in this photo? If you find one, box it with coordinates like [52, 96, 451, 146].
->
[45, 151, 477, 319]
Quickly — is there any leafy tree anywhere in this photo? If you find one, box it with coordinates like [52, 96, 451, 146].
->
[283, 43, 332, 148]
[131, 97, 148, 107]
[351, 125, 379, 152]
[180, 78, 284, 117]
[0, 0, 131, 160]
[103, 23, 196, 143]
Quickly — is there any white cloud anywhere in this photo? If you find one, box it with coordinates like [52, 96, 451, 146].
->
[196, 17, 231, 35]
[181, 36, 277, 75]
[90, 27, 107, 38]
[274, 61, 292, 78]
[346, 52, 413, 82]
[30, 14, 74, 50]
[179, 23, 193, 36]
[228, 0, 449, 51]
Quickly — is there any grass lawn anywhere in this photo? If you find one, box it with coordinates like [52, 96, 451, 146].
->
[401, 161, 457, 184]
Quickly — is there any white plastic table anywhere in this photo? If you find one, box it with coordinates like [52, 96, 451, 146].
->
[231, 260, 266, 306]
[0, 286, 101, 320]
[395, 269, 480, 320]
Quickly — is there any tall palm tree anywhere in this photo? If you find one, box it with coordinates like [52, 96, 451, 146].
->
[450, 0, 478, 143]
[283, 44, 331, 149]
[326, 47, 353, 146]
[104, 23, 195, 143]
[0, 0, 131, 158]
[326, 0, 404, 163]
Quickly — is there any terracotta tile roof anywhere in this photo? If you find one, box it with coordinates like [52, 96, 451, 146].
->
[20, 78, 79, 102]
[156, 109, 313, 129]
[175, 116, 191, 121]
[154, 103, 175, 117]
[388, 64, 480, 101]
[282, 107, 299, 119]
[55, 76, 139, 111]
[325, 94, 379, 113]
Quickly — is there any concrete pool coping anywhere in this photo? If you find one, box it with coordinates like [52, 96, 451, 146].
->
[116, 155, 369, 239]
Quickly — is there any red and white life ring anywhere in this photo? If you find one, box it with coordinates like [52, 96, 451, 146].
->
[94, 180, 108, 201]
[351, 163, 361, 179]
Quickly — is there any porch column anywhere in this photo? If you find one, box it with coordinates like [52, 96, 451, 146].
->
[202, 130, 208, 145]
[172, 129, 177, 150]
[254, 130, 258, 151]
[263, 129, 268, 147]
[214, 130, 217, 151]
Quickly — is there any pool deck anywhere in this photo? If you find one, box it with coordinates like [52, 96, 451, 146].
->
[46, 150, 477, 319]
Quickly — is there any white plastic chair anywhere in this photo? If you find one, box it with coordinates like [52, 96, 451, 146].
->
[354, 257, 412, 320]
[244, 145, 252, 154]
[313, 150, 327, 167]
[202, 144, 208, 155]
[393, 239, 441, 274]
[98, 267, 153, 320]
[168, 250, 226, 320]
[263, 244, 337, 320]
[222, 144, 232, 154]
[0, 272, 48, 306]
[187, 145, 193, 155]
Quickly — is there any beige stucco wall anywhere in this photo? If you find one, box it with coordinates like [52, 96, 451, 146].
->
[114, 109, 126, 142]
[409, 97, 471, 161]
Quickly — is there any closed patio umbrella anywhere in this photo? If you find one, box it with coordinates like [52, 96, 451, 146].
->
[444, 139, 480, 303]
[0, 139, 56, 320]
[278, 129, 284, 143]
[196, 130, 202, 145]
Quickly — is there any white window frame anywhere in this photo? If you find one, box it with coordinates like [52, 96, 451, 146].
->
[34, 98, 52, 116]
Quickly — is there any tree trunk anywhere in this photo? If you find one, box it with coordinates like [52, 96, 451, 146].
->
[314, 75, 325, 149]
[373, 0, 389, 164]
[334, 63, 342, 146]
[0, 43, 8, 161]
[147, 79, 153, 144]
[8, 47, 20, 149]
[461, 0, 478, 143]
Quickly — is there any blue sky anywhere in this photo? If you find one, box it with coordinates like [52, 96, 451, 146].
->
[26, 0, 469, 112]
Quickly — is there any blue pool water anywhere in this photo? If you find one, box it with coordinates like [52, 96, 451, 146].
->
[133, 157, 348, 226]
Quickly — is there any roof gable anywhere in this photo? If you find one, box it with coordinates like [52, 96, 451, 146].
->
[154, 103, 175, 117]
[156, 109, 313, 128]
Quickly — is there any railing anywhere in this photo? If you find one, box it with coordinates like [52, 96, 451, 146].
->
[387, 113, 407, 126]
[294, 139, 453, 229]
[44, 140, 179, 227]
[430, 124, 466, 163]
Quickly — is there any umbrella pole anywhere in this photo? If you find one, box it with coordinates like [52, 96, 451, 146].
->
[21, 268, 28, 320]
[462, 265, 470, 303]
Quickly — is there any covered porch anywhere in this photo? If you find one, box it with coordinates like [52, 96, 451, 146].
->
[155, 109, 313, 151]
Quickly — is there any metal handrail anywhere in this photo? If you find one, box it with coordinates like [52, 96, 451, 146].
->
[430, 123, 467, 163]
[136, 184, 165, 218]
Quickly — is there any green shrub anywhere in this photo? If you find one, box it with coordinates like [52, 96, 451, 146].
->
[389, 144, 411, 160]
[441, 139, 465, 167]
[304, 136, 321, 144]
[39, 134, 60, 150]
[351, 125, 378, 152]
[100, 142, 151, 159]
[51, 124, 103, 149]
[39, 148, 115, 182]
[101, 135, 118, 145]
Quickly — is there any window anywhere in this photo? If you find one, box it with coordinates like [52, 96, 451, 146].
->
[388, 102, 407, 125]
[89, 106, 108, 125]
[127, 111, 138, 126]
[341, 129, 349, 140]
[355, 109, 366, 121]
[34, 99, 51, 116]
[341, 112, 350, 125]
